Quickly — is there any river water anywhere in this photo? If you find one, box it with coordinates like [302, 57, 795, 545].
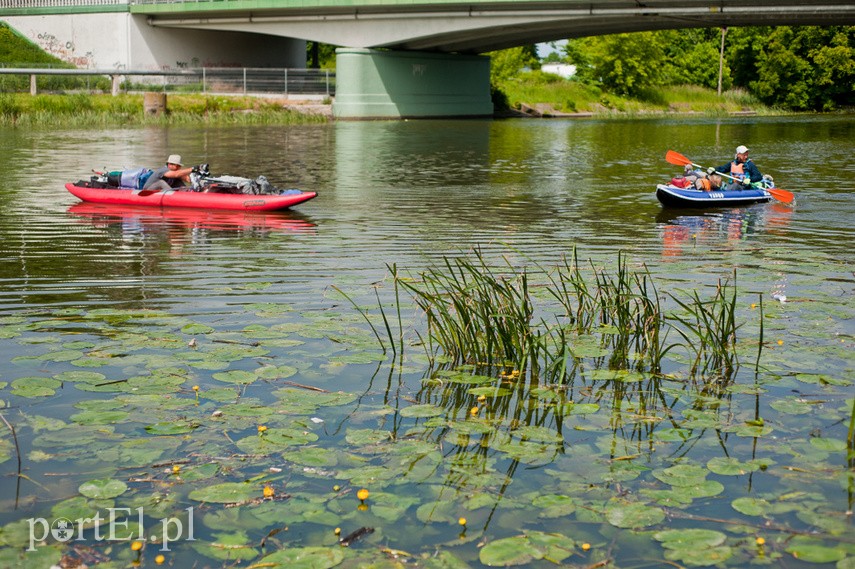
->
[0, 115, 853, 568]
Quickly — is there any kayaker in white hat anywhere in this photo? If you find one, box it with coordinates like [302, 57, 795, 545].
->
[706, 145, 764, 190]
[143, 154, 198, 191]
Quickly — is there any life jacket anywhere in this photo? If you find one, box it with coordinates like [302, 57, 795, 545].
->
[730, 161, 746, 181]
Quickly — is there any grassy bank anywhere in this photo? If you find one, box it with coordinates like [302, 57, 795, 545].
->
[0, 79, 781, 127]
[0, 93, 330, 127]
[494, 71, 779, 116]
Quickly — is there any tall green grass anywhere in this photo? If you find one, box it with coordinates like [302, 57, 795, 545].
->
[0, 93, 328, 126]
[495, 71, 774, 115]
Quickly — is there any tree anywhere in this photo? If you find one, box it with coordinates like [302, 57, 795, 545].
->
[560, 25, 854, 111]
[564, 32, 665, 97]
[747, 26, 855, 111]
[487, 45, 539, 83]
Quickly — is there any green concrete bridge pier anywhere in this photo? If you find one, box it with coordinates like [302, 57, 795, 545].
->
[332, 48, 493, 119]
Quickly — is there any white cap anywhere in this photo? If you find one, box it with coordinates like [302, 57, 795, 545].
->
[735, 145, 749, 155]
[166, 154, 182, 166]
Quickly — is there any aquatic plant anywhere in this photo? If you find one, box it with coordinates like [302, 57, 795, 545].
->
[668, 273, 740, 380]
[396, 250, 682, 384]
[396, 249, 543, 377]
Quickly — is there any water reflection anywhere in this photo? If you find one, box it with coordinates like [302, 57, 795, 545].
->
[656, 204, 793, 257]
[68, 203, 318, 246]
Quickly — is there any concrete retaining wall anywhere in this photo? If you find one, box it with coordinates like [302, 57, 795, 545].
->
[2, 13, 305, 70]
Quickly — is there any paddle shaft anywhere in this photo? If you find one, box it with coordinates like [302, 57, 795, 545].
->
[666, 150, 795, 204]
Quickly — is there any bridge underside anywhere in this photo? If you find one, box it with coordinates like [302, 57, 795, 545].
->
[135, 0, 855, 118]
[138, 1, 855, 54]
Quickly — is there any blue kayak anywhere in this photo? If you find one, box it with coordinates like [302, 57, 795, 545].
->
[656, 184, 772, 208]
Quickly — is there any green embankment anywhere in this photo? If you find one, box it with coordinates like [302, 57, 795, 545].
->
[493, 70, 775, 116]
[0, 93, 329, 126]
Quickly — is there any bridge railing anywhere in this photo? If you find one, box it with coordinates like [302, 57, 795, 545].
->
[0, 0, 126, 7]
[0, 66, 335, 97]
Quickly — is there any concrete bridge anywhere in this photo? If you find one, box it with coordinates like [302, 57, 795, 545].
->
[3, 0, 854, 118]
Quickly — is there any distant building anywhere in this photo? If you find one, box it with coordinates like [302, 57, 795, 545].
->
[541, 64, 577, 79]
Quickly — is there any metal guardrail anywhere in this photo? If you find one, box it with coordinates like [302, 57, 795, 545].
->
[0, 0, 125, 7]
[0, 67, 335, 97]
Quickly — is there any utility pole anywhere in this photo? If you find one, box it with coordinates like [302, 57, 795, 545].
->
[718, 27, 727, 96]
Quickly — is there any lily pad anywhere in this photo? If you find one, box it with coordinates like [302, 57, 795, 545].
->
[400, 404, 445, 418]
[78, 479, 128, 499]
[212, 370, 258, 385]
[191, 531, 258, 561]
[605, 501, 665, 529]
[255, 364, 298, 380]
[809, 437, 847, 452]
[654, 528, 727, 549]
[731, 497, 770, 517]
[235, 427, 319, 454]
[345, 429, 392, 446]
[189, 482, 260, 504]
[256, 546, 344, 569]
[70, 410, 130, 425]
[531, 494, 576, 518]
[785, 542, 846, 563]
[145, 421, 198, 435]
[664, 545, 733, 566]
[652, 464, 708, 487]
[11, 376, 62, 398]
[182, 323, 214, 335]
[706, 457, 760, 476]
[563, 402, 600, 415]
[770, 398, 814, 415]
[479, 536, 544, 566]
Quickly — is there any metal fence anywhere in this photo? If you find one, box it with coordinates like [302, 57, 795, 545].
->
[0, 67, 335, 97]
[198, 68, 333, 96]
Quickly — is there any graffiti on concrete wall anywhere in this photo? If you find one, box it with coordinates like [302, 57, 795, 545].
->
[172, 58, 243, 69]
[33, 31, 95, 67]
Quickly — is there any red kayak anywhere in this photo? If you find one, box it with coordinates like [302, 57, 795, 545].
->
[66, 181, 317, 212]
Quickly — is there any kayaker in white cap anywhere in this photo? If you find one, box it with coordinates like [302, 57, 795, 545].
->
[143, 154, 198, 191]
[706, 144, 764, 190]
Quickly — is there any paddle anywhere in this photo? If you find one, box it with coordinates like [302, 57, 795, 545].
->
[665, 150, 795, 204]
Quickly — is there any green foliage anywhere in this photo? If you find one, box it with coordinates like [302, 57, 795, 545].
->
[749, 26, 855, 111]
[565, 32, 666, 97]
[487, 45, 539, 83]
[306, 42, 337, 69]
[494, 70, 603, 114]
[561, 25, 854, 111]
[661, 28, 731, 90]
[0, 21, 69, 67]
[492, 70, 761, 116]
[0, 93, 22, 121]
[31, 93, 93, 114]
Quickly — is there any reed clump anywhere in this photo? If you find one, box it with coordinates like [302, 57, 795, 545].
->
[391, 250, 677, 382]
[349, 251, 754, 384]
